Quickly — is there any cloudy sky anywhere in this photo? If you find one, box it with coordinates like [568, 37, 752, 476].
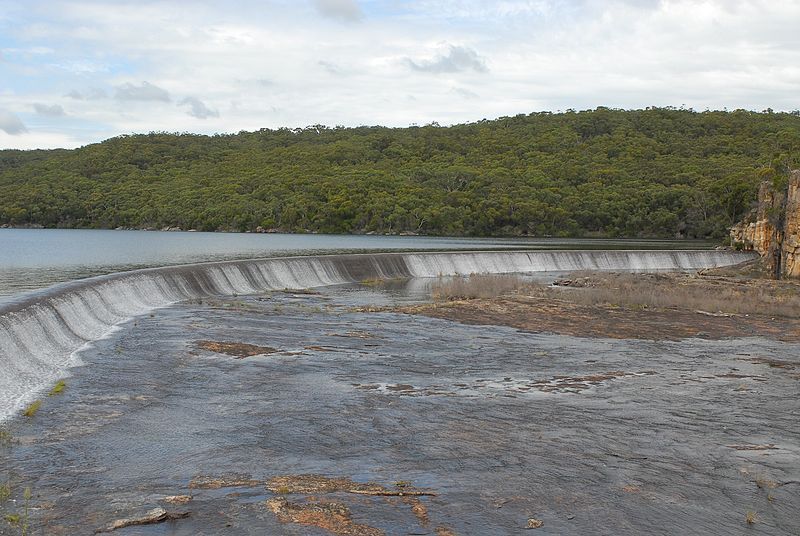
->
[1, 0, 798, 149]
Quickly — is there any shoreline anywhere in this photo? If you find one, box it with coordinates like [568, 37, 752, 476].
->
[0, 224, 725, 242]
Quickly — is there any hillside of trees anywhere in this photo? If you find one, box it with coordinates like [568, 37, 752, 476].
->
[1, 107, 799, 238]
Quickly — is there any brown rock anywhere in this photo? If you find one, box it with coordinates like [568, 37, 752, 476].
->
[266, 497, 384, 535]
[266, 474, 434, 496]
[163, 495, 192, 505]
[196, 340, 278, 358]
[783, 171, 800, 277]
[526, 517, 544, 529]
[731, 169, 800, 278]
[95, 508, 189, 533]
[189, 474, 261, 489]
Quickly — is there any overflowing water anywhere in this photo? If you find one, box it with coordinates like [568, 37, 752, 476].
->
[0, 229, 714, 300]
[0, 249, 754, 421]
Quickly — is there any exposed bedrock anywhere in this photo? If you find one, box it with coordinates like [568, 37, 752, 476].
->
[731, 169, 800, 278]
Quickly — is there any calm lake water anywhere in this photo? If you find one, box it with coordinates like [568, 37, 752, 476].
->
[0, 229, 714, 302]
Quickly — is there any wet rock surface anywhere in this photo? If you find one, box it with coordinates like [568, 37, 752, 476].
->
[0, 280, 799, 534]
[397, 294, 800, 341]
[195, 341, 279, 359]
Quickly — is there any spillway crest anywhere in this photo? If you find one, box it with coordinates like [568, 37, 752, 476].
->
[0, 249, 754, 421]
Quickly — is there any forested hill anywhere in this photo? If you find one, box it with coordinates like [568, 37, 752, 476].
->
[1, 107, 799, 238]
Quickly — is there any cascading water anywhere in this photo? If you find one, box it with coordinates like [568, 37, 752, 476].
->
[0, 249, 754, 421]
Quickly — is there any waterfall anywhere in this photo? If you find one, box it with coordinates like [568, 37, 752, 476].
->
[0, 249, 754, 421]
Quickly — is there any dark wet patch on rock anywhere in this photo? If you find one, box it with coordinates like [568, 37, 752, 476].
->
[196, 340, 279, 358]
[727, 444, 779, 451]
[747, 357, 796, 370]
[329, 330, 378, 339]
[304, 345, 338, 352]
[386, 384, 415, 392]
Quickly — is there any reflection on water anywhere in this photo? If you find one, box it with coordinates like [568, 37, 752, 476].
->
[0, 228, 715, 302]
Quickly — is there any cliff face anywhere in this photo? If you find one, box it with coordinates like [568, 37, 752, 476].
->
[784, 174, 800, 277]
[730, 170, 800, 278]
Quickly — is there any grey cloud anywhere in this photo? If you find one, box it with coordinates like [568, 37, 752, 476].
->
[179, 97, 219, 119]
[451, 86, 480, 99]
[318, 60, 344, 75]
[407, 45, 488, 74]
[65, 88, 108, 100]
[33, 103, 65, 117]
[115, 81, 171, 102]
[0, 110, 27, 135]
[313, 0, 363, 22]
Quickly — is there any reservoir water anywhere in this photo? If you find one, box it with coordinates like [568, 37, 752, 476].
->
[0, 229, 714, 303]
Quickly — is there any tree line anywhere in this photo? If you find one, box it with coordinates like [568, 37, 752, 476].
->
[1, 107, 798, 238]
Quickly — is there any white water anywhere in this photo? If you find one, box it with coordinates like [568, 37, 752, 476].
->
[0, 250, 754, 422]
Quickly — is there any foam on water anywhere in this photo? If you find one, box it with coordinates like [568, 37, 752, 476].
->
[0, 249, 754, 421]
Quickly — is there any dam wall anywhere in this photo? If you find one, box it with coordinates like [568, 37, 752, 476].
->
[0, 249, 754, 421]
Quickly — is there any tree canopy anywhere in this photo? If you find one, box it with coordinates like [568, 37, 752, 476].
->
[1, 107, 799, 238]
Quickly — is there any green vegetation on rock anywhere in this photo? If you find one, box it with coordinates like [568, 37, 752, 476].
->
[1, 107, 798, 238]
[48, 380, 66, 396]
[21, 401, 41, 418]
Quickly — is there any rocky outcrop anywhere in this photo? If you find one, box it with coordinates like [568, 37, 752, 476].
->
[783, 174, 800, 277]
[730, 170, 800, 278]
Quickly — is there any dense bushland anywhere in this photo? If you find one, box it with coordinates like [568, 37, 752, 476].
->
[1, 107, 798, 238]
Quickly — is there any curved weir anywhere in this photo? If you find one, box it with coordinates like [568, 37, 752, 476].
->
[0, 249, 754, 421]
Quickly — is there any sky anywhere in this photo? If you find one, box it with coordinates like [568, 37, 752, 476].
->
[0, 0, 798, 149]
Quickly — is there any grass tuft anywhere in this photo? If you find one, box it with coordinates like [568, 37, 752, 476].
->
[745, 510, 757, 525]
[0, 482, 10, 502]
[48, 380, 66, 396]
[22, 400, 41, 418]
[552, 272, 800, 317]
[432, 274, 531, 301]
[431, 272, 800, 318]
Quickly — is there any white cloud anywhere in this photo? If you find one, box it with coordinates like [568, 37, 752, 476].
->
[115, 81, 171, 102]
[0, 110, 27, 135]
[65, 88, 108, 100]
[313, 0, 363, 22]
[1, 0, 799, 149]
[407, 45, 488, 74]
[179, 97, 219, 119]
[33, 103, 65, 117]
